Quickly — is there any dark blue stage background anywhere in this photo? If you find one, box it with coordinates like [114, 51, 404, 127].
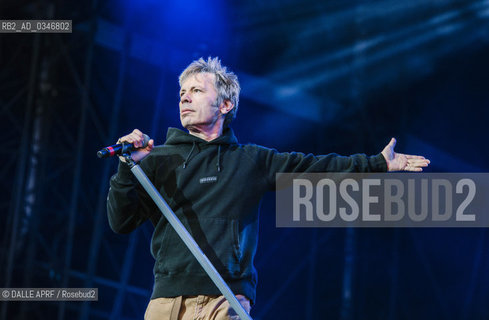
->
[1, 0, 489, 319]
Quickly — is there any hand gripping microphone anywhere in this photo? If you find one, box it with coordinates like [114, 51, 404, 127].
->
[97, 134, 150, 159]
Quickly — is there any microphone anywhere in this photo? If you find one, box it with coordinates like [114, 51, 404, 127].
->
[97, 134, 150, 159]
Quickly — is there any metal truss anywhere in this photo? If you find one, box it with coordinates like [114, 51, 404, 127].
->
[0, 2, 154, 319]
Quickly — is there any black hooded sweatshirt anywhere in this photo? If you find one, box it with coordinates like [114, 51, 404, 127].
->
[107, 127, 387, 304]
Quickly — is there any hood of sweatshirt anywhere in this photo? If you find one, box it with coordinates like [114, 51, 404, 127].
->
[164, 127, 238, 172]
[164, 127, 238, 146]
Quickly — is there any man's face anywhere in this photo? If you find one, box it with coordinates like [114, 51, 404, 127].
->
[179, 72, 221, 130]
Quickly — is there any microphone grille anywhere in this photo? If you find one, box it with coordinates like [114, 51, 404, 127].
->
[142, 134, 150, 147]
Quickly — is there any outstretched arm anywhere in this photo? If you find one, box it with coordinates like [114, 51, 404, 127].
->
[381, 138, 430, 172]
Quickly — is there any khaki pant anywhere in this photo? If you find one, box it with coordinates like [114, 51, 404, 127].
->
[144, 295, 251, 320]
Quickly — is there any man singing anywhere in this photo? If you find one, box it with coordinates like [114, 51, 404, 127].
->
[106, 57, 429, 319]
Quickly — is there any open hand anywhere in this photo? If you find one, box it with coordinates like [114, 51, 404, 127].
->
[381, 138, 430, 172]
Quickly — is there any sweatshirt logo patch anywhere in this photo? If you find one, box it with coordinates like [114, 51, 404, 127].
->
[199, 176, 218, 184]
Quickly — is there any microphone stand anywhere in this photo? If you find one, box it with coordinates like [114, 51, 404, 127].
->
[123, 154, 253, 320]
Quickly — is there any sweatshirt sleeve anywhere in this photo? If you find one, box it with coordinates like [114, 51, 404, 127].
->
[106, 157, 157, 234]
[254, 146, 387, 188]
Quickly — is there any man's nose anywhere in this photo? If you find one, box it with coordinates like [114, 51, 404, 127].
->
[180, 92, 191, 103]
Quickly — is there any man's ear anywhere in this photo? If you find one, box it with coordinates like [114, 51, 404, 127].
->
[219, 100, 234, 115]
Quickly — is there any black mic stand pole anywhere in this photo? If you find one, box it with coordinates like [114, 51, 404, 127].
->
[122, 153, 252, 320]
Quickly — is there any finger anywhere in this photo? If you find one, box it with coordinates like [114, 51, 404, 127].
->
[146, 139, 154, 150]
[387, 137, 396, 149]
[404, 164, 423, 172]
[414, 162, 430, 167]
[124, 130, 141, 146]
[123, 135, 136, 145]
[118, 135, 130, 143]
[119, 132, 147, 147]
[135, 136, 144, 148]
[120, 137, 133, 144]
[130, 133, 146, 147]
[408, 159, 430, 166]
[415, 161, 430, 167]
[137, 132, 148, 147]
[119, 132, 138, 144]
[405, 154, 427, 160]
